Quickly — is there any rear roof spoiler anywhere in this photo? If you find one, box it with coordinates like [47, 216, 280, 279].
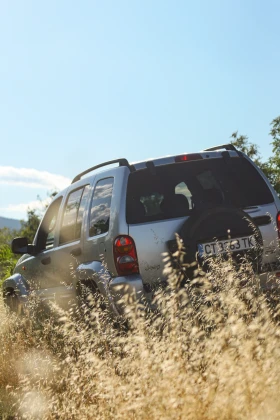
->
[203, 144, 238, 152]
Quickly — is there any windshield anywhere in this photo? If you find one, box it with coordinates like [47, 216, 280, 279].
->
[126, 157, 274, 224]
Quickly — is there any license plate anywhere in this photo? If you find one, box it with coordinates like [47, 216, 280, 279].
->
[197, 236, 256, 257]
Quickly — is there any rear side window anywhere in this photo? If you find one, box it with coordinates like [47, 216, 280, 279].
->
[59, 185, 90, 244]
[89, 178, 114, 237]
[126, 157, 274, 224]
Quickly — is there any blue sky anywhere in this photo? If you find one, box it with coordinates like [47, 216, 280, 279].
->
[1, 0, 280, 220]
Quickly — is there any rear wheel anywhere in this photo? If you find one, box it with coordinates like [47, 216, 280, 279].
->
[77, 280, 106, 312]
[76, 280, 128, 329]
[3, 290, 22, 315]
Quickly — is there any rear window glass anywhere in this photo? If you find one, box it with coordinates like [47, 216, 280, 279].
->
[126, 157, 274, 224]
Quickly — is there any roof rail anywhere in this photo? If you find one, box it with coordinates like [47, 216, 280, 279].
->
[71, 158, 130, 184]
[203, 144, 238, 152]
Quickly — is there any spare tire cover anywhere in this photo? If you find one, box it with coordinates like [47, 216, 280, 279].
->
[178, 207, 263, 272]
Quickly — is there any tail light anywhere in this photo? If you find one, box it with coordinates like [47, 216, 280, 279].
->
[113, 235, 139, 276]
[175, 153, 202, 163]
[277, 212, 280, 238]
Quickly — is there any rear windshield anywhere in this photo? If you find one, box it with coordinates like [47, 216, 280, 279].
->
[126, 157, 274, 224]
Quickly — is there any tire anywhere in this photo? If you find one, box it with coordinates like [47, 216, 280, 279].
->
[168, 206, 263, 275]
[4, 290, 22, 315]
[77, 280, 106, 312]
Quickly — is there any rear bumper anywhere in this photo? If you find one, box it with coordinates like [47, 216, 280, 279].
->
[108, 269, 280, 315]
[109, 274, 144, 315]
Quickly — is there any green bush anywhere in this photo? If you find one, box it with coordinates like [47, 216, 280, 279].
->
[0, 244, 18, 283]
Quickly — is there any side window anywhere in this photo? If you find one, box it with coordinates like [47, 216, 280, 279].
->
[76, 185, 91, 239]
[36, 197, 62, 251]
[59, 185, 90, 244]
[89, 178, 114, 237]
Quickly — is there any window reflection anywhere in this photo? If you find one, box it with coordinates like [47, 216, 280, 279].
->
[89, 178, 114, 237]
[60, 186, 90, 244]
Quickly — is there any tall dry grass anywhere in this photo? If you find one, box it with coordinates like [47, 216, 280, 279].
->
[1, 247, 280, 419]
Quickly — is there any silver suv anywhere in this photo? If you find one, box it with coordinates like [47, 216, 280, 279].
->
[3, 144, 280, 315]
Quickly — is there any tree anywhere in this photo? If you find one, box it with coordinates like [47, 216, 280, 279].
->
[231, 117, 280, 196]
[264, 116, 280, 195]
[0, 244, 18, 281]
[20, 209, 41, 244]
[0, 227, 20, 282]
[0, 227, 18, 246]
[230, 131, 260, 162]
[18, 191, 58, 243]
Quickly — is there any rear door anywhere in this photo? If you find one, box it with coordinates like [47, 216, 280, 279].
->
[83, 176, 118, 274]
[51, 184, 91, 290]
[220, 156, 280, 268]
[129, 218, 187, 284]
[126, 156, 278, 285]
[127, 169, 192, 285]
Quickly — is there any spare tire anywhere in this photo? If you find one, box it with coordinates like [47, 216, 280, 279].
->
[169, 207, 263, 273]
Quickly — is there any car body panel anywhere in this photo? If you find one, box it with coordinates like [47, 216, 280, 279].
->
[245, 203, 280, 266]
[3, 149, 280, 314]
[128, 217, 187, 285]
[82, 166, 130, 277]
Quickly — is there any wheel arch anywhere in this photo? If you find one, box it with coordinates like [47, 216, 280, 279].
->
[76, 260, 112, 297]
[76, 260, 119, 315]
[2, 273, 29, 298]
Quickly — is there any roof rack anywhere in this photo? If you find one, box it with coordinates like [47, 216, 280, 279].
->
[71, 158, 130, 184]
[203, 144, 238, 152]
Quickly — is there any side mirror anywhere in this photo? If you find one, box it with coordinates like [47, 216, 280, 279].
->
[11, 237, 38, 255]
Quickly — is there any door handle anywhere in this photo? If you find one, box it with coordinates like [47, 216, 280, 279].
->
[41, 256, 51, 265]
[71, 247, 82, 257]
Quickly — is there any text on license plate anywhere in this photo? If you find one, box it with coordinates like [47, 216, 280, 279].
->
[198, 236, 256, 257]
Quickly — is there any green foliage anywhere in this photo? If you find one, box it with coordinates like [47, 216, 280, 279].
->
[20, 209, 41, 244]
[0, 227, 19, 282]
[0, 227, 17, 246]
[231, 116, 280, 195]
[0, 244, 18, 282]
[265, 116, 280, 195]
[0, 209, 41, 282]
[230, 131, 260, 161]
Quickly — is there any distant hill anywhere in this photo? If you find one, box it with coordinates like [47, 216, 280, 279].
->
[0, 216, 21, 230]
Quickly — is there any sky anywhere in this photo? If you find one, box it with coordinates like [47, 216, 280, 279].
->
[1, 0, 280, 220]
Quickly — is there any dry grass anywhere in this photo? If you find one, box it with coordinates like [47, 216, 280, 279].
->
[1, 249, 280, 419]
